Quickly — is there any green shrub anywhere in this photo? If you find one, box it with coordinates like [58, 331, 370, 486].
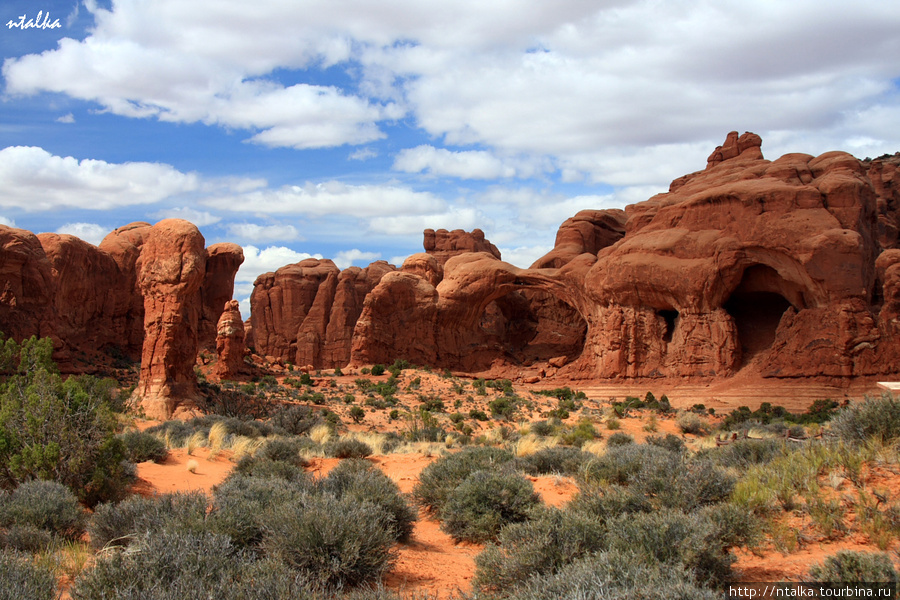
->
[73, 530, 304, 600]
[0, 550, 57, 600]
[503, 550, 719, 600]
[231, 454, 312, 483]
[831, 393, 900, 446]
[370, 364, 386, 376]
[0, 338, 133, 506]
[413, 446, 513, 513]
[606, 431, 634, 447]
[809, 550, 898, 585]
[698, 438, 785, 469]
[645, 433, 686, 453]
[118, 430, 168, 463]
[349, 406, 365, 423]
[440, 470, 539, 543]
[262, 493, 396, 588]
[88, 491, 209, 550]
[469, 409, 489, 421]
[209, 475, 309, 549]
[606, 508, 735, 586]
[0, 480, 84, 540]
[488, 397, 516, 419]
[676, 411, 707, 435]
[568, 483, 651, 521]
[267, 404, 321, 436]
[255, 437, 309, 467]
[320, 459, 416, 543]
[0, 525, 54, 553]
[514, 446, 588, 476]
[324, 438, 372, 459]
[529, 420, 553, 437]
[474, 507, 605, 592]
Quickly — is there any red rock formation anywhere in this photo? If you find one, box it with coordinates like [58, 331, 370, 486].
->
[424, 228, 500, 266]
[214, 300, 246, 380]
[350, 132, 900, 380]
[530, 209, 627, 269]
[0, 225, 55, 342]
[250, 258, 396, 369]
[134, 219, 207, 419]
[200, 243, 244, 350]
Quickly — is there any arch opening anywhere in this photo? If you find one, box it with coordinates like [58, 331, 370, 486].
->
[724, 265, 796, 367]
[480, 289, 587, 366]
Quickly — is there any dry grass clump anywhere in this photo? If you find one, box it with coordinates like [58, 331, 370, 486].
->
[513, 434, 558, 458]
[186, 459, 199, 474]
[309, 424, 333, 445]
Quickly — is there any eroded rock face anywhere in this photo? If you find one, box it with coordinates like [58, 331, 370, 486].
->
[0, 219, 243, 419]
[214, 300, 246, 380]
[424, 228, 501, 266]
[348, 132, 900, 379]
[200, 243, 244, 350]
[135, 219, 207, 420]
[250, 259, 395, 368]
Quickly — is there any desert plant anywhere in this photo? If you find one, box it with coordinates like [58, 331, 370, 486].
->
[0, 338, 132, 506]
[0, 550, 57, 600]
[255, 437, 308, 466]
[0, 480, 85, 541]
[606, 508, 735, 587]
[568, 483, 652, 521]
[208, 475, 310, 549]
[349, 406, 365, 423]
[474, 507, 605, 592]
[262, 493, 396, 588]
[606, 431, 634, 447]
[831, 393, 900, 446]
[501, 550, 719, 600]
[809, 550, 898, 586]
[514, 446, 588, 476]
[88, 491, 209, 550]
[676, 410, 707, 435]
[117, 430, 168, 463]
[267, 404, 321, 436]
[413, 446, 514, 513]
[320, 459, 416, 543]
[370, 364, 386, 376]
[440, 470, 539, 543]
[324, 438, 373, 459]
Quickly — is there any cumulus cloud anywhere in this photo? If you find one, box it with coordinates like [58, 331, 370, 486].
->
[393, 145, 520, 179]
[56, 113, 75, 124]
[226, 223, 301, 242]
[207, 180, 445, 217]
[0, 146, 199, 211]
[333, 249, 381, 269]
[368, 206, 485, 236]
[0, 216, 16, 227]
[55, 222, 108, 245]
[151, 207, 222, 226]
[497, 244, 554, 269]
[349, 147, 378, 161]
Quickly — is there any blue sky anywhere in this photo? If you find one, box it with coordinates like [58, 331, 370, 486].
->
[2, 0, 900, 312]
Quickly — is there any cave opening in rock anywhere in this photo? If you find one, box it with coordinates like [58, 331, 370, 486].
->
[724, 265, 797, 366]
[659, 309, 679, 343]
[480, 290, 587, 366]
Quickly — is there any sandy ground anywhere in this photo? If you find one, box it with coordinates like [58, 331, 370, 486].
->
[127, 369, 899, 597]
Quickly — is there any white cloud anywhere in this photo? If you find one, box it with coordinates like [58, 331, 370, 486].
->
[497, 244, 554, 269]
[0, 216, 16, 227]
[334, 249, 380, 269]
[56, 113, 75, 124]
[226, 223, 300, 242]
[55, 222, 108, 245]
[207, 180, 445, 217]
[389, 254, 410, 267]
[349, 147, 378, 161]
[0, 146, 199, 211]
[151, 207, 222, 226]
[368, 206, 485, 236]
[393, 145, 521, 179]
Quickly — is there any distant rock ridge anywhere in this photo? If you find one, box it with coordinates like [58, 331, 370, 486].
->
[3, 132, 899, 420]
[0, 219, 243, 419]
